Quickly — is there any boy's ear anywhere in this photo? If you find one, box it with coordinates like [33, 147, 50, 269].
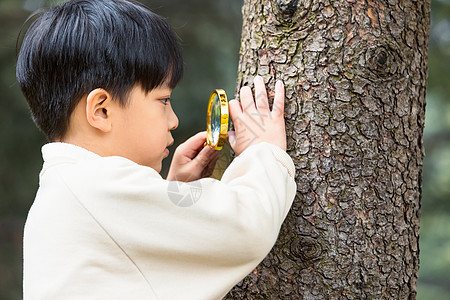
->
[85, 88, 113, 133]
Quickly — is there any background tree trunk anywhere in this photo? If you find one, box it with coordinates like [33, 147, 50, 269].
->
[226, 0, 430, 299]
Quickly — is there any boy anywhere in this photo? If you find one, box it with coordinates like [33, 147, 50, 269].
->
[16, 0, 296, 299]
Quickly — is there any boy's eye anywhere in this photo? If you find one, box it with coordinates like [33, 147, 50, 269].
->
[160, 98, 171, 105]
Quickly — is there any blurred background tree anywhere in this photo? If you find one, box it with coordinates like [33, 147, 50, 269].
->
[0, 0, 448, 299]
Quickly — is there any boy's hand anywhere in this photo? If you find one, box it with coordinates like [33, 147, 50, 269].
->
[167, 131, 220, 182]
[228, 76, 286, 156]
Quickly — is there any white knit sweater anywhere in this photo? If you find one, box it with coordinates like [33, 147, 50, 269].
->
[23, 142, 296, 300]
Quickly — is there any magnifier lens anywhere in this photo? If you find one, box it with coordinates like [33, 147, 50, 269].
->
[206, 89, 228, 150]
[211, 94, 221, 145]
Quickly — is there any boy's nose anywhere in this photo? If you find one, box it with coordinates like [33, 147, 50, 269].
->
[168, 105, 179, 130]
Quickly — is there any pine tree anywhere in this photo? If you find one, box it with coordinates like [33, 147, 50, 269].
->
[227, 0, 431, 298]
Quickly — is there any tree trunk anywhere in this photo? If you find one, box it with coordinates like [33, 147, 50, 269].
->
[226, 0, 430, 299]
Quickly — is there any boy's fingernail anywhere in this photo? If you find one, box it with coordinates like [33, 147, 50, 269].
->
[276, 80, 283, 88]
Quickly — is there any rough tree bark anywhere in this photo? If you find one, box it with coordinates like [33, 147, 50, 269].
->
[226, 0, 430, 299]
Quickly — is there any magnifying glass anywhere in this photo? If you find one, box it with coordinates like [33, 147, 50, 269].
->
[205, 89, 229, 150]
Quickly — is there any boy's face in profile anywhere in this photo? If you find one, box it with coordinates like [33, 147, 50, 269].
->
[109, 84, 178, 171]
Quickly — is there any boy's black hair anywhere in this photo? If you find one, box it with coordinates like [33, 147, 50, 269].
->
[16, 0, 183, 141]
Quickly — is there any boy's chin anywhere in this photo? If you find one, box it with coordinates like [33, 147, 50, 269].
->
[143, 161, 162, 173]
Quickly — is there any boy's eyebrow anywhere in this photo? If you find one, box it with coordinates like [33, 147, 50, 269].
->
[158, 94, 172, 99]
[156, 89, 172, 98]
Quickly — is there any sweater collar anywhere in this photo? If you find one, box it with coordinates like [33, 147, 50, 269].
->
[40, 142, 163, 179]
[42, 142, 101, 164]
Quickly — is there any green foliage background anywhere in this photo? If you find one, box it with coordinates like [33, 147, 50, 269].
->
[0, 0, 448, 298]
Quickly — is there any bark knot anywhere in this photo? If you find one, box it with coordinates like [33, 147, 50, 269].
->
[276, 0, 299, 18]
[366, 46, 398, 78]
[289, 236, 323, 262]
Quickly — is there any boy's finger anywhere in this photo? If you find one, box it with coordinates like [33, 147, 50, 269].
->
[179, 131, 208, 158]
[186, 131, 207, 146]
[194, 145, 217, 169]
[207, 151, 220, 174]
[272, 80, 285, 117]
[200, 150, 220, 178]
[254, 76, 269, 112]
[229, 99, 242, 123]
[207, 150, 220, 168]
[227, 131, 236, 150]
[239, 86, 256, 113]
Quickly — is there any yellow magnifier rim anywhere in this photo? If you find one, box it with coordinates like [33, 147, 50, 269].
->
[206, 89, 229, 150]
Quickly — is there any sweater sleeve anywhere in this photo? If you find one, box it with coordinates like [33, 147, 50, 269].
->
[57, 142, 296, 299]
[215, 142, 296, 255]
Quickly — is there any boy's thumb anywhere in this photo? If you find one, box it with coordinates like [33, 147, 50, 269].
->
[227, 131, 236, 152]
